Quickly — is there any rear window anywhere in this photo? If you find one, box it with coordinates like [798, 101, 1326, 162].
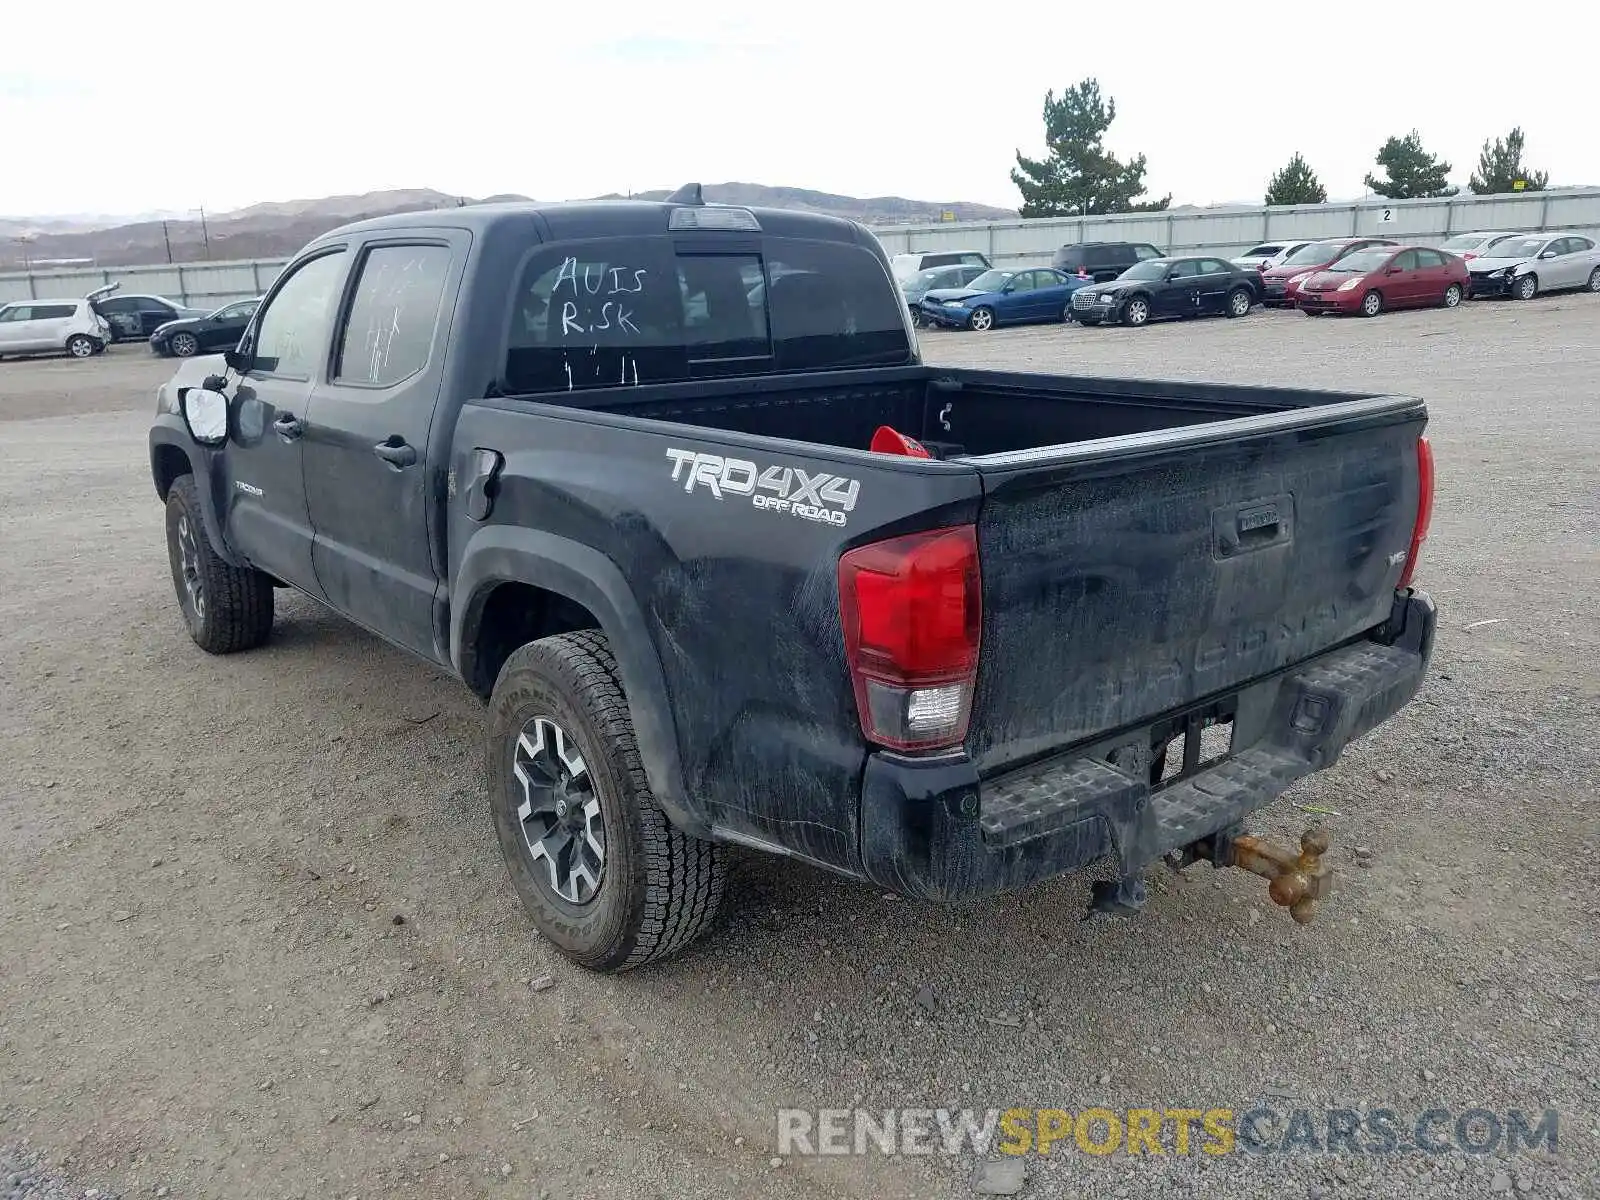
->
[503, 237, 911, 394]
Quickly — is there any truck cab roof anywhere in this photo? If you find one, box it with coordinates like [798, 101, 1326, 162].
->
[314, 196, 871, 250]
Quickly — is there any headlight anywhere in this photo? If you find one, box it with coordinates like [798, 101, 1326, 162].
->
[944, 297, 968, 306]
[1499, 266, 1516, 277]
[1289, 273, 1310, 285]
[1337, 277, 1364, 292]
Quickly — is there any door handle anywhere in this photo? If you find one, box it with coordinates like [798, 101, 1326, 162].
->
[273, 413, 305, 441]
[373, 436, 417, 469]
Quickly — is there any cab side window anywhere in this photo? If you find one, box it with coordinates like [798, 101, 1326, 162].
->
[253, 251, 348, 378]
[333, 245, 453, 388]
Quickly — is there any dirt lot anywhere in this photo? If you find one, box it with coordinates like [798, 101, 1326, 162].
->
[2, 302, 1596, 1200]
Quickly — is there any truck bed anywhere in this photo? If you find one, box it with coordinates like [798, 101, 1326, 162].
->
[507, 364, 1425, 789]
[531, 364, 1399, 462]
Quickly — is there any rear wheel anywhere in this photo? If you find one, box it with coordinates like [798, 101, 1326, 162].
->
[1122, 296, 1150, 327]
[968, 306, 995, 332]
[169, 331, 200, 357]
[1359, 290, 1384, 318]
[1586, 267, 1600, 293]
[488, 631, 728, 972]
[1513, 274, 1537, 301]
[1442, 283, 1462, 308]
[1225, 287, 1253, 318]
[65, 334, 96, 358]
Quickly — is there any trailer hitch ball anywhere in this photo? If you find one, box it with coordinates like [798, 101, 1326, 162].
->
[1231, 826, 1332, 925]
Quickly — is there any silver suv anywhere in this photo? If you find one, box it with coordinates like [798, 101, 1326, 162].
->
[0, 295, 114, 359]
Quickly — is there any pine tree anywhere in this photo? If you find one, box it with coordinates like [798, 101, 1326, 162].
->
[1468, 127, 1549, 194]
[1364, 131, 1457, 199]
[1010, 79, 1171, 217]
[1264, 153, 1328, 206]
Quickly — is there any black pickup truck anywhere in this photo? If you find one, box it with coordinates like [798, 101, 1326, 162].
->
[149, 187, 1437, 972]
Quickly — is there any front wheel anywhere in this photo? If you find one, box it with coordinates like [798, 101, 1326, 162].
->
[65, 334, 96, 358]
[488, 631, 728, 972]
[1121, 297, 1150, 327]
[1442, 283, 1462, 308]
[967, 306, 995, 332]
[164, 475, 275, 653]
[1359, 290, 1384, 318]
[1586, 267, 1600, 293]
[1225, 288, 1253, 318]
[169, 331, 200, 357]
[1513, 274, 1538, 301]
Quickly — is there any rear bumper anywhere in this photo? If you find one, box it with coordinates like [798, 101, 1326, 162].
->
[859, 590, 1437, 901]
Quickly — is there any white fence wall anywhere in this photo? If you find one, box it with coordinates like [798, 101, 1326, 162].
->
[870, 188, 1600, 268]
[3, 188, 1598, 306]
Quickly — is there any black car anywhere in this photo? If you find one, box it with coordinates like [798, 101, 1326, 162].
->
[93, 291, 209, 341]
[1051, 240, 1167, 283]
[1070, 256, 1261, 327]
[149, 297, 262, 358]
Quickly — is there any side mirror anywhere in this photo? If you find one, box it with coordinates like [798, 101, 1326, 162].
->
[202, 373, 228, 391]
[181, 387, 229, 446]
[1538, 249, 1557, 259]
[224, 346, 252, 373]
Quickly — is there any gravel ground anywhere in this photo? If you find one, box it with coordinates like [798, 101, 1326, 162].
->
[1, 300, 1596, 1200]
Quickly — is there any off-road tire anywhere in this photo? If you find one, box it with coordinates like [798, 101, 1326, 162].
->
[164, 474, 275, 653]
[487, 630, 727, 972]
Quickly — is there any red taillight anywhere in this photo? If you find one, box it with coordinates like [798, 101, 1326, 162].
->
[839, 525, 981, 752]
[1397, 435, 1434, 590]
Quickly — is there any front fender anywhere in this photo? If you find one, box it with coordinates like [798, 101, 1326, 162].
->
[148, 419, 241, 567]
[451, 526, 705, 837]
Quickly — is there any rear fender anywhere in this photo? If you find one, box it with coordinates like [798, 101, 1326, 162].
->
[451, 527, 705, 837]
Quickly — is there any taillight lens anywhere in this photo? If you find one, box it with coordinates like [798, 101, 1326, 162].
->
[1397, 434, 1434, 590]
[839, 525, 981, 752]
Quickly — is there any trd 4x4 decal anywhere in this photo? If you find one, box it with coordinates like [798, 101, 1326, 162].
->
[666, 448, 861, 528]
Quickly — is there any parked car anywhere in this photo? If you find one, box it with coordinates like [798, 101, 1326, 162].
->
[149, 297, 263, 358]
[1436, 231, 1523, 263]
[0, 297, 114, 359]
[889, 250, 991, 285]
[147, 189, 1437, 970]
[901, 264, 989, 324]
[1465, 233, 1600, 301]
[1260, 237, 1399, 307]
[1297, 245, 1470, 317]
[1231, 240, 1315, 272]
[93, 290, 208, 342]
[919, 266, 1090, 330]
[1051, 241, 1166, 283]
[1071, 256, 1260, 327]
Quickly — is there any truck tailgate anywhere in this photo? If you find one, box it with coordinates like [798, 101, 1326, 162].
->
[965, 395, 1427, 777]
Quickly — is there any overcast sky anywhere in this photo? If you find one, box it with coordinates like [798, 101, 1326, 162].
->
[6, 0, 1597, 219]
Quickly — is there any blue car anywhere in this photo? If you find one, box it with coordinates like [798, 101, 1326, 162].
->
[918, 267, 1091, 331]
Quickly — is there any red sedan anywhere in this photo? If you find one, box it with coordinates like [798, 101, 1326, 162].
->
[1259, 237, 1398, 307]
[1297, 245, 1471, 317]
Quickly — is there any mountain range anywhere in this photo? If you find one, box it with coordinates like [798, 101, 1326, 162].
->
[0, 185, 1018, 270]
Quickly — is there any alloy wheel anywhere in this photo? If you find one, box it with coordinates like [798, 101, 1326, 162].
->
[176, 513, 205, 619]
[171, 332, 200, 357]
[513, 715, 605, 905]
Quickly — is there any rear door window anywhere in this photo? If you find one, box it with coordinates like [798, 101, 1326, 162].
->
[1134, 244, 1165, 261]
[333, 244, 454, 387]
